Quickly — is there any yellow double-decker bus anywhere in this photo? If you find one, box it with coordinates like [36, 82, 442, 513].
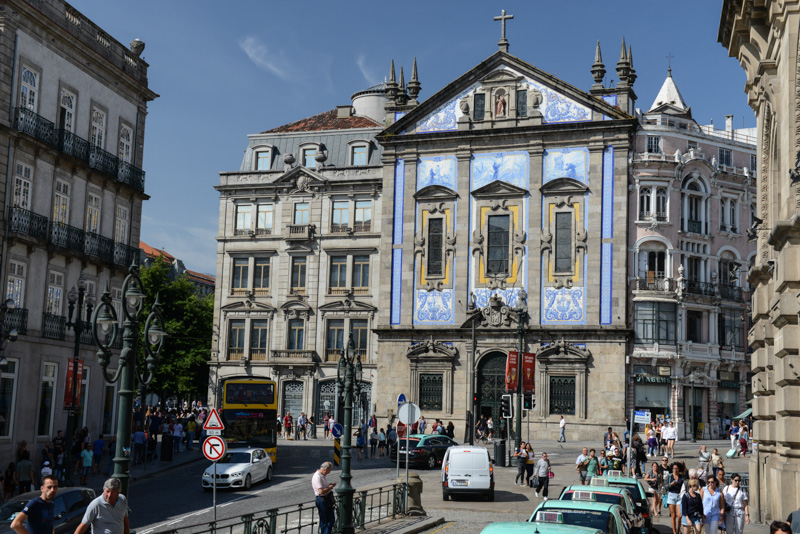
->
[221, 378, 278, 464]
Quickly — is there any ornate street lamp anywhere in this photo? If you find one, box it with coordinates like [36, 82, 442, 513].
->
[514, 301, 527, 452]
[335, 333, 362, 534]
[63, 275, 94, 487]
[92, 264, 166, 496]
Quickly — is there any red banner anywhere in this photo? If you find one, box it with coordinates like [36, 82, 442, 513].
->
[64, 359, 83, 410]
[522, 352, 536, 393]
[505, 351, 519, 392]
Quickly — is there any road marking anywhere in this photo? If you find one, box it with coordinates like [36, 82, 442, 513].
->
[424, 522, 456, 534]
[138, 530, 153, 534]
[163, 519, 183, 526]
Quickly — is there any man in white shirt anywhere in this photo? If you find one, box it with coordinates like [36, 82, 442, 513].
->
[173, 420, 183, 454]
[312, 462, 336, 534]
[575, 447, 589, 485]
[558, 416, 566, 443]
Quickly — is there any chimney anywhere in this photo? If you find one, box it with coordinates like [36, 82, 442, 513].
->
[725, 114, 733, 132]
[336, 105, 354, 119]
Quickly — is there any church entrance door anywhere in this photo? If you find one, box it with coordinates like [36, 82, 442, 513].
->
[477, 351, 508, 429]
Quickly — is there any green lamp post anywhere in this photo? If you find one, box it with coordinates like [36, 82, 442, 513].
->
[514, 300, 527, 452]
[92, 263, 167, 496]
[335, 333, 362, 534]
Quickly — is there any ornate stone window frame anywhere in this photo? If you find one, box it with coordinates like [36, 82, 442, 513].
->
[540, 178, 588, 289]
[346, 138, 373, 166]
[252, 143, 275, 171]
[318, 299, 377, 363]
[406, 341, 458, 414]
[535, 339, 591, 419]
[414, 185, 458, 290]
[220, 300, 276, 363]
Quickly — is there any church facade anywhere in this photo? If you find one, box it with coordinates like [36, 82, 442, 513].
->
[374, 42, 639, 440]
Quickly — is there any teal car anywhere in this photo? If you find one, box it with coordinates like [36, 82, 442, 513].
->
[480, 514, 603, 534]
[530, 499, 643, 534]
[589, 475, 653, 529]
[558, 485, 644, 529]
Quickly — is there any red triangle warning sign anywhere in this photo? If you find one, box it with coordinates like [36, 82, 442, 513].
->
[203, 408, 225, 430]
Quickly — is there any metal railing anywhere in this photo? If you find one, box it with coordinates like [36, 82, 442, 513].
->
[352, 223, 371, 233]
[55, 129, 90, 161]
[79, 329, 95, 345]
[719, 284, 743, 302]
[118, 161, 146, 191]
[326, 348, 341, 362]
[151, 483, 407, 534]
[4, 308, 27, 336]
[113, 242, 139, 268]
[8, 207, 49, 240]
[42, 313, 66, 340]
[89, 146, 118, 176]
[255, 227, 272, 236]
[50, 222, 85, 252]
[250, 349, 267, 361]
[330, 224, 350, 234]
[685, 279, 715, 296]
[84, 232, 115, 263]
[634, 277, 674, 292]
[14, 108, 55, 145]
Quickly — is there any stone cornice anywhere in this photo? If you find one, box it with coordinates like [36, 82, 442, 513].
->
[767, 214, 800, 249]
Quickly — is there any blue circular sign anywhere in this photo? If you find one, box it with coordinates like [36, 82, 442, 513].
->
[332, 423, 344, 438]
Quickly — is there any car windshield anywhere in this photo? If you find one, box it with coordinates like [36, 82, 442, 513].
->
[530, 509, 611, 533]
[0, 501, 26, 522]
[220, 452, 251, 464]
[398, 439, 421, 450]
[609, 482, 643, 499]
[563, 492, 623, 507]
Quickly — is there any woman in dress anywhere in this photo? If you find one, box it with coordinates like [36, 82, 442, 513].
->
[644, 462, 662, 517]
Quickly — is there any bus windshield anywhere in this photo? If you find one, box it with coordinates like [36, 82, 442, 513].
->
[224, 382, 274, 405]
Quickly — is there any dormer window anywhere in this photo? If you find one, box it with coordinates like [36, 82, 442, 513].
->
[302, 148, 316, 168]
[256, 150, 270, 171]
[352, 146, 367, 166]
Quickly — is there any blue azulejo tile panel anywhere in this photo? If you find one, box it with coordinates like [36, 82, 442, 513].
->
[394, 111, 407, 122]
[602, 95, 618, 121]
[543, 147, 589, 184]
[414, 289, 454, 325]
[473, 287, 523, 309]
[418, 156, 457, 191]
[600, 243, 613, 325]
[471, 152, 529, 190]
[393, 159, 405, 245]
[541, 286, 586, 324]
[415, 84, 477, 133]
[525, 78, 592, 123]
[602, 146, 614, 239]
[391, 249, 403, 325]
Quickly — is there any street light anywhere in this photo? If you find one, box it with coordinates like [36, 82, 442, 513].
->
[63, 275, 94, 487]
[93, 263, 166, 496]
[514, 301, 526, 452]
[689, 372, 697, 443]
[335, 333, 362, 534]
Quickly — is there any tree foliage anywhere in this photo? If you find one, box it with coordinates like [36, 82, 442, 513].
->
[137, 257, 214, 402]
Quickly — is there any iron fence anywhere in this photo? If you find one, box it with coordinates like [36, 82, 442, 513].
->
[14, 108, 55, 144]
[8, 207, 49, 240]
[152, 483, 407, 534]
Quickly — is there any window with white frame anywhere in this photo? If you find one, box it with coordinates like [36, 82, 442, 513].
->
[288, 318, 305, 350]
[6, 261, 25, 308]
[354, 200, 372, 232]
[720, 198, 739, 232]
[228, 320, 245, 359]
[231, 258, 248, 295]
[256, 204, 272, 235]
[329, 256, 347, 294]
[682, 177, 707, 235]
[235, 204, 253, 235]
[638, 186, 652, 218]
[255, 150, 271, 171]
[253, 258, 270, 295]
[719, 148, 732, 167]
[114, 206, 129, 243]
[351, 319, 368, 356]
[118, 126, 133, 163]
[0, 360, 18, 437]
[351, 145, 367, 166]
[326, 319, 345, 359]
[47, 271, 64, 315]
[90, 108, 106, 149]
[294, 203, 310, 225]
[302, 148, 317, 168]
[331, 201, 349, 232]
[291, 257, 307, 293]
[86, 193, 101, 234]
[250, 320, 269, 359]
[53, 180, 70, 224]
[59, 89, 75, 132]
[13, 163, 32, 209]
[352, 255, 370, 294]
[656, 188, 668, 220]
[19, 66, 38, 111]
[646, 136, 661, 154]
[37, 363, 57, 436]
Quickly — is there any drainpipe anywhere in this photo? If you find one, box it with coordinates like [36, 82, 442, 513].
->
[1, 33, 20, 319]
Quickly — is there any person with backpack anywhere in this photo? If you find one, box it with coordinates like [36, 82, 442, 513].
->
[722, 474, 750, 534]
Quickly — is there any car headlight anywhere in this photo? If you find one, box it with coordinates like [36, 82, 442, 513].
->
[203, 473, 212, 478]
[231, 472, 244, 477]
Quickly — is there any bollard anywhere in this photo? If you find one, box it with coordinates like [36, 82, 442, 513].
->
[400, 474, 425, 516]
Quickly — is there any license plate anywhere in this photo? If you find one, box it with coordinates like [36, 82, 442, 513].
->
[400, 451, 408, 454]
[450, 480, 468, 487]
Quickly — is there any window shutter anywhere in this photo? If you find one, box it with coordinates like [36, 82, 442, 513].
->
[554, 212, 572, 272]
[516, 90, 527, 117]
[427, 218, 444, 276]
[473, 94, 485, 120]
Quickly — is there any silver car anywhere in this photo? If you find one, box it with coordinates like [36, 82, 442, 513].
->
[202, 447, 273, 490]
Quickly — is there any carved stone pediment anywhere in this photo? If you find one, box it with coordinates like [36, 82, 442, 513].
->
[286, 244, 313, 253]
[479, 70, 524, 86]
[221, 300, 276, 314]
[273, 166, 327, 194]
[471, 180, 528, 199]
[281, 298, 312, 318]
[318, 299, 377, 316]
[540, 177, 590, 195]
[414, 185, 459, 201]
[406, 340, 458, 361]
[537, 337, 591, 364]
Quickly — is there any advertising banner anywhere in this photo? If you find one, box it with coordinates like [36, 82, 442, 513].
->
[505, 351, 519, 392]
[63, 359, 83, 410]
[522, 352, 535, 393]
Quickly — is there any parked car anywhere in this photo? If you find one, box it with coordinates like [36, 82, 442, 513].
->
[530, 499, 645, 534]
[481, 517, 603, 534]
[441, 446, 493, 501]
[389, 434, 458, 469]
[202, 447, 273, 490]
[0, 487, 96, 534]
[558, 486, 645, 530]
[589, 475, 653, 529]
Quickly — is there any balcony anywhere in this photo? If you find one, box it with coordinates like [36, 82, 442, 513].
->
[227, 348, 245, 361]
[719, 284, 744, 302]
[352, 223, 372, 233]
[55, 129, 90, 161]
[50, 222, 85, 253]
[3, 308, 27, 336]
[113, 242, 139, 268]
[14, 108, 55, 145]
[250, 349, 268, 361]
[685, 280, 715, 296]
[8, 208, 49, 241]
[330, 224, 350, 234]
[118, 161, 145, 191]
[255, 227, 272, 236]
[285, 224, 312, 241]
[84, 233, 114, 263]
[89, 146, 118, 176]
[655, 212, 668, 222]
[328, 286, 349, 296]
[352, 286, 369, 295]
[253, 288, 270, 296]
[42, 313, 66, 340]
[326, 348, 342, 362]
[270, 350, 317, 365]
[79, 329, 95, 346]
[634, 277, 674, 292]
[686, 219, 703, 234]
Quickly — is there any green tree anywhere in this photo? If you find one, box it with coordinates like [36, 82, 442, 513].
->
[137, 257, 214, 403]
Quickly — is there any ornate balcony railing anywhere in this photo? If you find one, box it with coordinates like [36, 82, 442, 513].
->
[353, 223, 372, 233]
[687, 219, 703, 234]
[79, 329, 95, 345]
[685, 279, 716, 296]
[330, 224, 349, 234]
[117, 161, 145, 192]
[250, 349, 267, 361]
[3, 308, 27, 336]
[326, 348, 342, 362]
[352, 286, 369, 295]
[255, 227, 272, 236]
[42, 313, 66, 340]
[89, 146, 118, 176]
[328, 286, 348, 296]
[285, 224, 312, 240]
[634, 277, 674, 292]
[719, 284, 743, 302]
[14, 108, 55, 145]
[55, 129, 90, 161]
[227, 348, 244, 361]
[50, 222, 85, 253]
[84, 232, 115, 263]
[8, 207, 49, 241]
[113, 242, 139, 268]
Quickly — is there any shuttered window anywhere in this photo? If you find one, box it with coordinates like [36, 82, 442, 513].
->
[487, 215, 510, 275]
[427, 218, 444, 276]
[473, 94, 485, 120]
[554, 212, 572, 273]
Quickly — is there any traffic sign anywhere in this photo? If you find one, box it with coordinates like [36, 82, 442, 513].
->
[205, 429, 222, 436]
[203, 408, 225, 431]
[397, 422, 406, 438]
[634, 410, 651, 425]
[331, 423, 344, 438]
[398, 402, 420, 425]
[203, 436, 227, 462]
[397, 393, 406, 409]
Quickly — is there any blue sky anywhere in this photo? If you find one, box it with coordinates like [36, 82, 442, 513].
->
[70, 1, 753, 275]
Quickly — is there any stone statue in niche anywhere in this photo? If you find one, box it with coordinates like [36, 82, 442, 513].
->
[459, 98, 470, 118]
[528, 88, 543, 117]
[496, 94, 507, 117]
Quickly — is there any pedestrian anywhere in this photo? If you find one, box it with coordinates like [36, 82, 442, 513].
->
[738, 426, 749, 458]
[283, 412, 293, 439]
[323, 414, 330, 440]
[80, 443, 93, 486]
[558, 416, 566, 443]
[730, 423, 739, 452]
[656, 422, 664, 456]
[39, 441, 54, 470]
[369, 427, 378, 457]
[722, 473, 750, 534]
[770, 522, 792, 534]
[92, 435, 105, 474]
[575, 447, 589, 485]
[711, 448, 723, 480]
[446, 421, 455, 439]
[645, 462, 662, 517]
[354, 429, 364, 460]
[534, 452, 551, 500]
[513, 442, 527, 486]
[3, 462, 15, 502]
[598, 450, 608, 475]
[387, 424, 396, 451]
[74, 478, 129, 534]
[486, 417, 493, 441]
[186, 416, 196, 450]
[665, 421, 677, 458]
[419, 416, 427, 434]
[585, 449, 600, 485]
[648, 432, 658, 457]
[524, 443, 535, 486]
[312, 462, 336, 534]
[666, 463, 685, 534]
[10, 474, 58, 534]
[39, 461, 52, 481]
[16, 451, 33, 495]
[173, 418, 184, 453]
[603, 427, 614, 449]
[132, 429, 146, 465]
[328, 416, 335, 441]
[106, 436, 116, 475]
[701, 476, 725, 534]
[681, 479, 704, 534]
[787, 502, 800, 533]
[378, 428, 386, 457]
[698, 445, 711, 474]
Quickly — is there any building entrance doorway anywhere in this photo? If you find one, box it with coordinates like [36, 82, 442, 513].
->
[477, 351, 508, 432]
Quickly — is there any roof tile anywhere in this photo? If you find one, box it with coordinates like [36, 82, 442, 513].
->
[262, 109, 382, 134]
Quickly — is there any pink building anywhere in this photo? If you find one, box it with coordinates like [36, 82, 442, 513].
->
[628, 70, 756, 439]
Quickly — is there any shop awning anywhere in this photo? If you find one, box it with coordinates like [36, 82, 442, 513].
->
[733, 408, 752, 420]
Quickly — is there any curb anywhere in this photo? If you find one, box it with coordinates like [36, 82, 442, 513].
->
[130, 454, 205, 484]
[379, 516, 445, 534]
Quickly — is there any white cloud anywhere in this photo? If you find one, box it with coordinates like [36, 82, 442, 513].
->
[356, 54, 377, 86]
[238, 36, 294, 82]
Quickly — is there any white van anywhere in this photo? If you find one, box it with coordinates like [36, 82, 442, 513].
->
[441, 446, 494, 501]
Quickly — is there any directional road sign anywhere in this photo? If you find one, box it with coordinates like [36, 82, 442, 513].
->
[203, 435, 227, 462]
[398, 402, 420, 425]
[203, 408, 225, 431]
[331, 423, 344, 438]
[634, 410, 651, 425]
[397, 393, 406, 409]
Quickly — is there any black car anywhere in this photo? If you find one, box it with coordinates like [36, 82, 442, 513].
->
[0, 487, 96, 534]
[389, 434, 458, 469]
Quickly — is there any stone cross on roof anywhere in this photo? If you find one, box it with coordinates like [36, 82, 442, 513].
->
[494, 9, 514, 53]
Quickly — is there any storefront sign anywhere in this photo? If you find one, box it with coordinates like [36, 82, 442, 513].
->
[505, 351, 519, 392]
[522, 352, 535, 393]
[658, 366, 671, 376]
[634, 375, 670, 384]
[63, 359, 83, 410]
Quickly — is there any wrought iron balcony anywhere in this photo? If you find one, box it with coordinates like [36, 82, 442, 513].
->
[8, 207, 49, 241]
[50, 222, 85, 253]
[117, 161, 145, 192]
[686, 219, 703, 234]
[113, 242, 139, 268]
[3, 308, 27, 336]
[55, 129, 90, 161]
[14, 108, 55, 145]
[42, 313, 66, 340]
[685, 279, 716, 296]
[89, 146, 118, 176]
[719, 284, 744, 302]
[285, 224, 313, 240]
[634, 277, 674, 292]
[84, 232, 114, 263]
[79, 329, 95, 345]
